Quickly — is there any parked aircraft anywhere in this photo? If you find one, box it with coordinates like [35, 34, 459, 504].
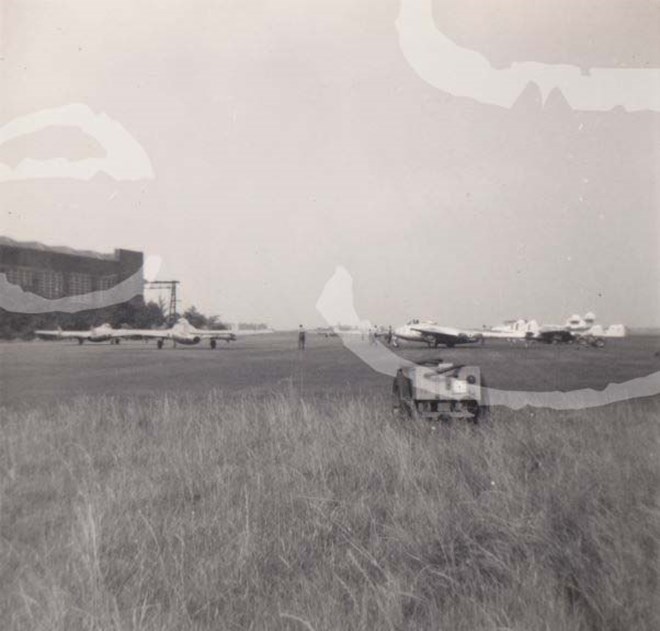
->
[562, 313, 626, 338]
[35, 323, 123, 344]
[485, 313, 625, 346]
[36, 318, 273, 349]
[118, 318, 240, 349]
[564, 312, 596, 333]
[392, 319, 483, 348]
[484, 319, 540, 340]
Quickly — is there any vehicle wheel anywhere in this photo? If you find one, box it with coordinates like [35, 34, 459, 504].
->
[464, 399, 481, 423]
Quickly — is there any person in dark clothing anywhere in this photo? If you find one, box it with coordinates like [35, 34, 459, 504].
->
[298, 324, 306, 350]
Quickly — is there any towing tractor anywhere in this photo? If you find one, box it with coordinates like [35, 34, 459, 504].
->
[392, 359, 484, 423]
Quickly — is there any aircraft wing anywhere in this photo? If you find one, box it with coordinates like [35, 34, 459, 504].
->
[480, 329, 523, 339]
[35, 329, 91, 340]
[195, 327, 275, 340]
[410, 324, 480, 345]
[115, 328, 172, 340]
[193, 329, 237, 341]
[231, 328, 274, 336]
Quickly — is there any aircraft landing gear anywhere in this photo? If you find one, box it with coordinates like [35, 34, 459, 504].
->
[78, 338, 84, 345]
[157, 339, 164, 349]
[210, 339, 217, 350]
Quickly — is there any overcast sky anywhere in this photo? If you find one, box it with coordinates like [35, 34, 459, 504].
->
[1, 0, 659, 328]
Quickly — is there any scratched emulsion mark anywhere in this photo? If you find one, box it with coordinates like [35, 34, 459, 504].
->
[316, 267, 660, 411]
[0, 103, 156, 312]
[396, 0, 660, 111]
[0, 103, 154, 182]
[0, 255, 163, 314]
[0, 270, 144, 314]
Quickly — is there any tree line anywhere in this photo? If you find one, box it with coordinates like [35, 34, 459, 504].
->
[0, 300, 234, 340]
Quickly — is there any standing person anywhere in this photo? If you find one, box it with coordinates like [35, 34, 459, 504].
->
[298, 324, 306, 350]
[386, 325, 393, 346]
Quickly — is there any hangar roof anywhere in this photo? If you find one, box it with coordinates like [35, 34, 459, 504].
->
[0, 235, 115, 260]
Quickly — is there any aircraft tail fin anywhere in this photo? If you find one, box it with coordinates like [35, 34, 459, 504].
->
[175, 318, 191, 334]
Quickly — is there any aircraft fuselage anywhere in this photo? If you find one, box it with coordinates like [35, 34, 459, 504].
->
[393, 323, 481, 348]
[172, 335, 202, 346]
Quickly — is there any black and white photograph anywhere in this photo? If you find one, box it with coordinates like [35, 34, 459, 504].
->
[1, 1, 659, 629]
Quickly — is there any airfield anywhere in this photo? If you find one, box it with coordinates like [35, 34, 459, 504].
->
[2, 332, 659, 409]
[3, 332, 659, 630]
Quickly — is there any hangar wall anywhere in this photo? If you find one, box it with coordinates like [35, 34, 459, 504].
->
[0, 236, 143, 300]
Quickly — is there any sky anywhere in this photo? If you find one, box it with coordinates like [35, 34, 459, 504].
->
[1, 0, 659, 329]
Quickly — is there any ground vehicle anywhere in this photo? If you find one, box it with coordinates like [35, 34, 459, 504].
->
[530, 329, 605, 347]
[392, 359, 483, 422]
[576, 334, 606, 348]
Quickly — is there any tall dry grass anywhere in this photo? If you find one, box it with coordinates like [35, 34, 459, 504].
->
[1, 391, 658, 630]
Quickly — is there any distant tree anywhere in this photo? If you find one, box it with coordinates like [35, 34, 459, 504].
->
[0, 299, 225, 340]
[109, 301, 138, 328]
[183, 305, 207, 329]
[206, 314, 227, 330]
[132, 301, 165, 329]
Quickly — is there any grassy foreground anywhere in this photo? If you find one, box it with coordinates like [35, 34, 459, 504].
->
[1, 392, 659, 630]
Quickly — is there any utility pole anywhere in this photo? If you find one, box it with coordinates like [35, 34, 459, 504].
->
[144, 280, 180, 324]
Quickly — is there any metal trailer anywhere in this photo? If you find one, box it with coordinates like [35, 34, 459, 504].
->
[392, 360, 483, 422]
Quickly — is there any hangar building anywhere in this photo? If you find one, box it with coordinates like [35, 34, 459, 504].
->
[0, 236, 143, 299]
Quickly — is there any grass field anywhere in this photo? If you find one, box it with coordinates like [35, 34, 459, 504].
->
[2, 387, 659, 630]
[1, 336, 659, 629]
[1, 333, 659, 408]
